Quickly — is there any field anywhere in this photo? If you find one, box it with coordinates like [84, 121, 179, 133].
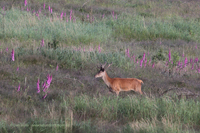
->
[0, 0, 200, 132]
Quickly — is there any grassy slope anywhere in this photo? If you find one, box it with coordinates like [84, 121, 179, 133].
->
[0, 0, 200, 132]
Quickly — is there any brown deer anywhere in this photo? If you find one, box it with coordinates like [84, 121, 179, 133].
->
[95, 63, 143, 96]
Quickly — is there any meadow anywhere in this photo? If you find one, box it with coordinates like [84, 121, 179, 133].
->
[0, 0, 200, 132]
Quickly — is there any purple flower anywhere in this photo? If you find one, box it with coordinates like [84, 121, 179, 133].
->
[70, 9, 72, 21]
[190, 58, 193, 64]
[149, 59, 151, 66]
[43, 3, 45, 10]
[50, 8, 52, 13]
[184, 57, 187, 67]
[17, 84, 20, 92]
[46, 74, 52, 89]
[37, 78, 40, 93]
[11, 49, 14, 61]
[195, 57, 198, 63]
[142, 52, 145, 61]
[56, 65, 59, 71]
[24, 0, 27, 6]
[112, 11, 114, 19]
[177, 61, 180, 67]
[43, 94, 47, 99]
[48, 6, 50, 12]
[87, 14, 89, 20]
[191, 62, 194, 70]
[43, 82, 46, 92]
[98, 44, 101, 53]
[168, 49, 171, 62]
[152, 63, 155, 68]
[60, 12, 63, 19]
[126, 49, 130, 57]
[41, 39, 44, 47]
[17, 67, 19, 71]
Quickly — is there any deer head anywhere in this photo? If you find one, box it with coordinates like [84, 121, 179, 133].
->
[95, 63, 111, 78]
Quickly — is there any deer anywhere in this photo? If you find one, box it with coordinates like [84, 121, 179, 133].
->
[95, 63, 143, 96]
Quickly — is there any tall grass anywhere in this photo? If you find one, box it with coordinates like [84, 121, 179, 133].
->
[0, 8, 112, 45]
[1, 95, 199, 132]
[1, 7, 200, 45]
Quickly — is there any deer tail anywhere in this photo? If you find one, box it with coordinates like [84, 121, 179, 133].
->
[137, 79, 144, 84]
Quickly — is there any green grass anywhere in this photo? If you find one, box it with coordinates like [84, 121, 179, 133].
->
[1, 95, 199, 132]
[1, 7, 200, 46]
[1, 0, 200, 132]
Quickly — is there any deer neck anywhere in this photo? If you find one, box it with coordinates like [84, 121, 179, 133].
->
[102, 71, 112, 87]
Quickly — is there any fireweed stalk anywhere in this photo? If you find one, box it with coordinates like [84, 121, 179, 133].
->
[43, 74, 52, 99]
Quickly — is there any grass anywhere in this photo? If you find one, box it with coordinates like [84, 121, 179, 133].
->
[0, 0, 200, 132]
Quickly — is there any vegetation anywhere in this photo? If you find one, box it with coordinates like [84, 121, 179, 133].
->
[0, 0, 200, 132]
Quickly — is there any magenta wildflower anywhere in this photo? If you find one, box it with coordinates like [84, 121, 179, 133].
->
[152, 63, 155, 68]
[50, 8, 52, 13]
[126, 49, 130, 57]
[17, 84, 20, 92]
[184, 57, 188, 67]
[11, 49, 14, 61]
[43, 3, 45, 10]
[43, 94, 47, 99]
[149, 59, 151, 66]
[60, 12, 63, 19]
[46, 74, 52, 89]
[168, 49, 171, 62]
[112, 11, 114, 19]
[177, 61, 180, 67]
[3, 7, 5, 10]
[195, 45, 197, 49]
[24, 0, 27, 6]
[191, 62, 194, 70]
[48, 6, 50, 12]
[41, 39, 44, 47]
[136, 59, 138, 64]
[87, 14, 89, 20]
[56, 64, 59, 71]
[37, 78, 40, 93]
[70, 9, 72, 21]
[195, 57, 198, 63]
[98, 44, 101, 53]
[43, 82, 46, 92]
[180, 62, 182, 68]
[142, 52, 145, 61]
[17, 67, 19, 71]
[190, 58, 193, 64]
